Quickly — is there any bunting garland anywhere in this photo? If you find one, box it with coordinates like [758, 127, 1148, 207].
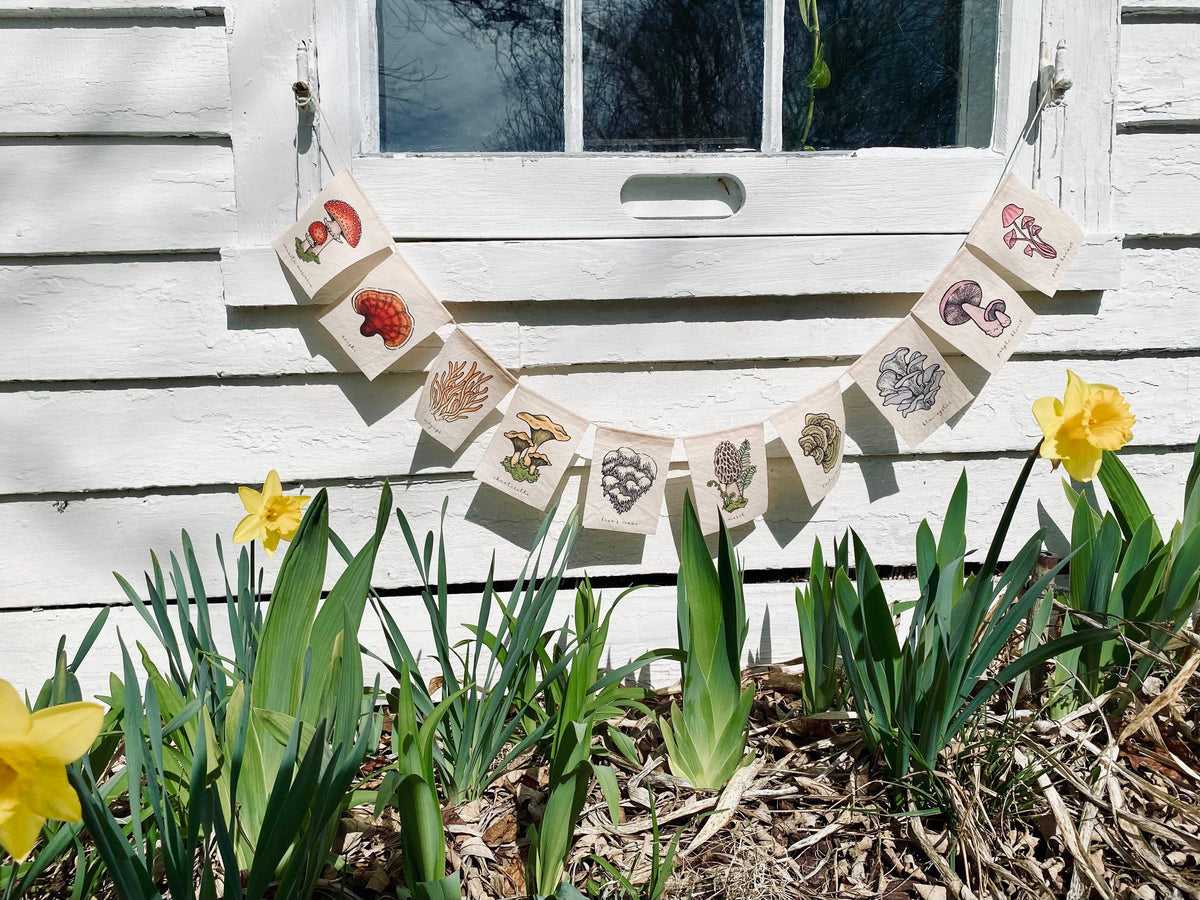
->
[274, 168, 1084, 535]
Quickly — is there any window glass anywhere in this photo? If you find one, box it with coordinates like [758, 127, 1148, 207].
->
[377, 0, 998, 154]
[782, 0, 998, 151]
[582, 0, 763, 152]
[377, 0, 563, 152]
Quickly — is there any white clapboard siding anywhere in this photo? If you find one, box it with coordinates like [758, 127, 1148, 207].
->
[4, 580, 922, 698]
[0, 20, 231, 136]
[0, 2, 222, 15]
[1119, 23, 1200, 126]
[0, 450, 1191, 612]
[1122, 1, 1200, 12]
[3, 356, 1197, 495]
[0, 143, 234, 253]
[1115, 133, 1200, 236]
[4, 245, 1186, 383]
[352, 152, 1006, 240]
[221, 236, 1122, 308]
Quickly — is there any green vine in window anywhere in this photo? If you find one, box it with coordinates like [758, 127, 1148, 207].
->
[796, 0, 831, 151]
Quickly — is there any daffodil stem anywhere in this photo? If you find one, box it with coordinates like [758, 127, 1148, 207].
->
[979, 442, 1043, 582]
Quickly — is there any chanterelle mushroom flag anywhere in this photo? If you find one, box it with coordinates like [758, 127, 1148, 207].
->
[910, 248, 1034, 375]
[770, 381, 846, 505]
[318, 253, 452, 381]
[683, 423, 769, 535]
[416, 327, 518, 452]
[474, 384, 589, 511]
[273, 168, 395, 305]
[583, 428, 676, 536]
[849, 317, 974, 450]
[965, 173, 1083, 297]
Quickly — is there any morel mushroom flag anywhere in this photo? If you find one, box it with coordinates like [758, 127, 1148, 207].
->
[683, 423, 769, 535]
[474, 384, 589, 511]
[273, 168, 395, 305]
[416, 327, 517, 451]
[770, 381, 846, 505]
[318, 253, 453, 381]
[910, 248, 1035, 374]
[965, 173, 1083, 297]
[849, 317, 974, 449]
[582, 428, 676, 536]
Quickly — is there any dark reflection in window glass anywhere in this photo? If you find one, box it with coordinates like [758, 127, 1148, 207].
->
[377, 0, 563, 152]
[582, 0, 763, 152]
[783, 0, 997, 151]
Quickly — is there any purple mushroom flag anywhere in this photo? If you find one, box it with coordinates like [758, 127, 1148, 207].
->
[965, 173, 1083, 296]
[911, 249, 1035, 373]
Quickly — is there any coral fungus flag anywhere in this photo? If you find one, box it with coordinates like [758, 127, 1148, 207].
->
[583, 428, 676, 535]
[849, 317, 974, 450]
[770, 381, 846, 505]
[416, 327, 517, 452]
[474, 385, 589, 511]
[272, 168, 394, 305]
[318, 253, 452, 381]
[683, 423, 768, 535]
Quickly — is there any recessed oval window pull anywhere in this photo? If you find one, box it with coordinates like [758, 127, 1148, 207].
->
[620, 174, 745, 220]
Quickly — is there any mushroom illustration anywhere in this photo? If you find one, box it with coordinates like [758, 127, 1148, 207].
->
[797, 412, 840, 473]
[600, 447, 658, 514]
[526, 452, 551, 477]
[939, 280, 1012, 338]
[999, 203, 1057, 259]
[877, 347, 944, 418]
[352, 288, 414, 349]
[713, 440, 745, 503]
[515, 412, 570, 466]
[505, 430, 532, 467]
[299, 198, 363, 257]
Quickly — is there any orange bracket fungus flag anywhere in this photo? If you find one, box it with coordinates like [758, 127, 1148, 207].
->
[474, 385, 589, 511]
[416, 328, 517, 452]
[318, 253, 452, 381]
[273, 168, 395, 305]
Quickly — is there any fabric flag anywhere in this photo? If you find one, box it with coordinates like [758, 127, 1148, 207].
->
[910, 248, 1034, 374]
[770, 381, 846, 505]
[849, 317, 973, 449]
[582, 428, 675, 535]
[474, 384, 589, 511]
[965, 173, 1083, 296]
[318, 253, 452, 380]
[415, 327, 517, 452]
[272, 168, 395, 305]
[683, 423, 769, 535]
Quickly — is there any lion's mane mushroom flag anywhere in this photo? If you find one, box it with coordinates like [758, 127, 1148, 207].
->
[274, 168, 1085, 531]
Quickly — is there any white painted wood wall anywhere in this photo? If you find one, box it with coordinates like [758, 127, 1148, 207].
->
[2, 0, 1198, 697]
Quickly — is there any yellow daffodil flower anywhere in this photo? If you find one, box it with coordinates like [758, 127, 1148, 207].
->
[1033, 370, 1135, 482]
[0, 679, 104, 862]
[233, 469, 311, 556]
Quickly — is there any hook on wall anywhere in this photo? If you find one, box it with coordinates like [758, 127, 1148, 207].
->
[293, 40, 319, 118]
[1040, 39, 1073, 107]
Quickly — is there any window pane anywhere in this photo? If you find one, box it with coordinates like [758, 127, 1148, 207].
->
[582, 0, 764, 152]
[377, 0, 564, 152]
[782, 0, 998, 151]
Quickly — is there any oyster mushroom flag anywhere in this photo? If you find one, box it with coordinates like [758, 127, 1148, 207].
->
[771, 381, 847, 504]
[272, 168, 395, 304]
[684, 423, 768, 535]
[474, 384, 589, 511]
[912, 249, 1034, 374]
[583, 427, 676, 535]
[318, 253, 452, 380]
[416, 327, 518, 452]
[965, 173, 1083, 296]
[849, 317, 974, 450]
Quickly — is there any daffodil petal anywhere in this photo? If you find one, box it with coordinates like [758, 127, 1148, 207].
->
[1063, 444, 1104, 482]
[25, 703, 103, 764]
[1063, 370, 1089, 413]
[0, 681, 30, 736]
[232, 513, 265, 544]
[16, 760, 81, 823]
[263, 469, 283, 500]
[238, 486, 263, 515]
[0, 804, 44, 863]
[261, 529, 281, 557]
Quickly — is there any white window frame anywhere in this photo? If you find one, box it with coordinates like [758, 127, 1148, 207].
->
[221, 0, 1121, 306]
